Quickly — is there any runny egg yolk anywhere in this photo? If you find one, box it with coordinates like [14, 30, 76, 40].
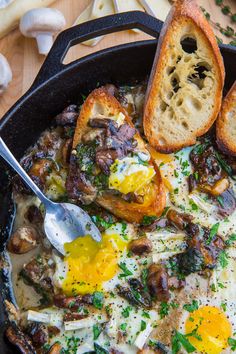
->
[109, 157, 155, 195]
[185, 306, 232, 354]
[62, 233, 127, 295]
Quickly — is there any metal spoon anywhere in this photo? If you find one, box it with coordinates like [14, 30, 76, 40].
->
[0, 137, 101, 255]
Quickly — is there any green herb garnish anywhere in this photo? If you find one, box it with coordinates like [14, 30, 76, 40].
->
[183, 300, 199, 313]
[206, 222, 220, 245]
[92, 291, 104, 310]
[93, 324, 102, 340]
[118, 262, 133, 278]
[172, 330, 196, 354]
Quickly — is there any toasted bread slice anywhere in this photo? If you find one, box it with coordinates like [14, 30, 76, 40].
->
[216, 81, 236, 156]
[143, 0, 225, 153]
[68, 87, 166, 223]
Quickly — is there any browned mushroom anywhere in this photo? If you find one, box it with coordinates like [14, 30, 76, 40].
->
[7, 226, 38, 254]
[26, 323, 48, 348]
[167, 209, 193, 230]
[61, 138, 72, 165]
[48, 342, 62, 354]
[5, 325, 35, 354]
[129, 237, 152, 255]
[147, 264, 170, 302]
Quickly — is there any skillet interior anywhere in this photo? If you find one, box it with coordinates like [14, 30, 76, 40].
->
[0, 13, 235, 352]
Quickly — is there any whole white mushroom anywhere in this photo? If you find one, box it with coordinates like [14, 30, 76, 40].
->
[0, 53, 12, 95]
[19, 7, 66, 55]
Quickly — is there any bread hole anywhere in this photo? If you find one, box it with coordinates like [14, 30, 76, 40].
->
[180, 36, 198, 53]
[167, 66, 175, 75]
[171, 75, 180, 93]
[182, 121, 189, 129]
[160, 100, 168, 112]
[202, 94, 207, 99]
[176, 56, 182, 64]
[167, 91, 173, 100]
[177, 98, 183, 106]
[186, 97, 202, 111]
[99, 3, 104, 10]
[187, 64, 209, 89]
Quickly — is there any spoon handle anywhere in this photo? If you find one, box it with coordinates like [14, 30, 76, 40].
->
[0, 137, 52, 208]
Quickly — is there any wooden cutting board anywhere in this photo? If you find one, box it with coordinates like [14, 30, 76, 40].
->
[0, 0, 235, 118]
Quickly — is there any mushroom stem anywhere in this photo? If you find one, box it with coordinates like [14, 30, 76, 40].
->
[36, 33, 53, 55]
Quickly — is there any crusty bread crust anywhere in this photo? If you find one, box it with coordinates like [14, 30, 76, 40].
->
[70, 87, 166, 223]
[216, 81, 236, 156]
[143, 0, 225, 153]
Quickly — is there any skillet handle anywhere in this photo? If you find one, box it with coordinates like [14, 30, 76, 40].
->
[33, 11, 162, 87]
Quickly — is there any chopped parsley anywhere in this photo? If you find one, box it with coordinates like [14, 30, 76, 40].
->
[174, 170, 179, 178]
[142, 311, 151, 319]
[122, 306, 132, 318]
[172, 330, 196, 354]
[141, 268, 149, 291]
[228, 337, 236, 351]
[141, 215, 157, 225]
[216, 195, 224, 207]
[159, 301, 179, 319]
[180, 159, 190, 176]
[92, 291, 104, 310]
[193, 171, 199, 180]
[183, 300, 199, 313]
[93, 324, 102, 340]
[118, 262, 133, 278]
[221, 302, 227, 312]
[65, 336, 80, 354]
[121, 222, 128, 240]
[189, 199, 199, 211]
[120, 323, 127, 331]
[94, 343, 109, 354]
[161, 206, 170, 216]
[226, 233, 236, 246]
[68, 300, 76, 308]
[206, 222, 220, 245]
[219, 250, 229, 268]
[91, 215, 114, 230]
[140, 320, 147, 331]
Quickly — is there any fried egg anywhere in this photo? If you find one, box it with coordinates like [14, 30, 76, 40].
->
[53, 223, 135, 295]
[185, 305, 232, 354]
[109, 155, 155, 195]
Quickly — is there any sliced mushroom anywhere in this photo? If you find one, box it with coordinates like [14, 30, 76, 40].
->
[8, 226, 38, 254]
[48, 343, 62, 354]
[167, 209, 193, 230]
[26, 323, 48, 348]
[5, 325, 36, 354]
[147, 264, 170, 302]
[61, 138, 72, 165]
[0, 53, 12, 95]
[19, 8, 66, 55]
[129, 237, 152, 255]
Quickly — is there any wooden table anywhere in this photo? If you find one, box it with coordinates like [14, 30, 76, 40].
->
[0, 0, 235, 117]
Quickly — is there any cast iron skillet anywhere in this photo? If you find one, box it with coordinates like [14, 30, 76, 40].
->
[0, 11, 235, 353]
